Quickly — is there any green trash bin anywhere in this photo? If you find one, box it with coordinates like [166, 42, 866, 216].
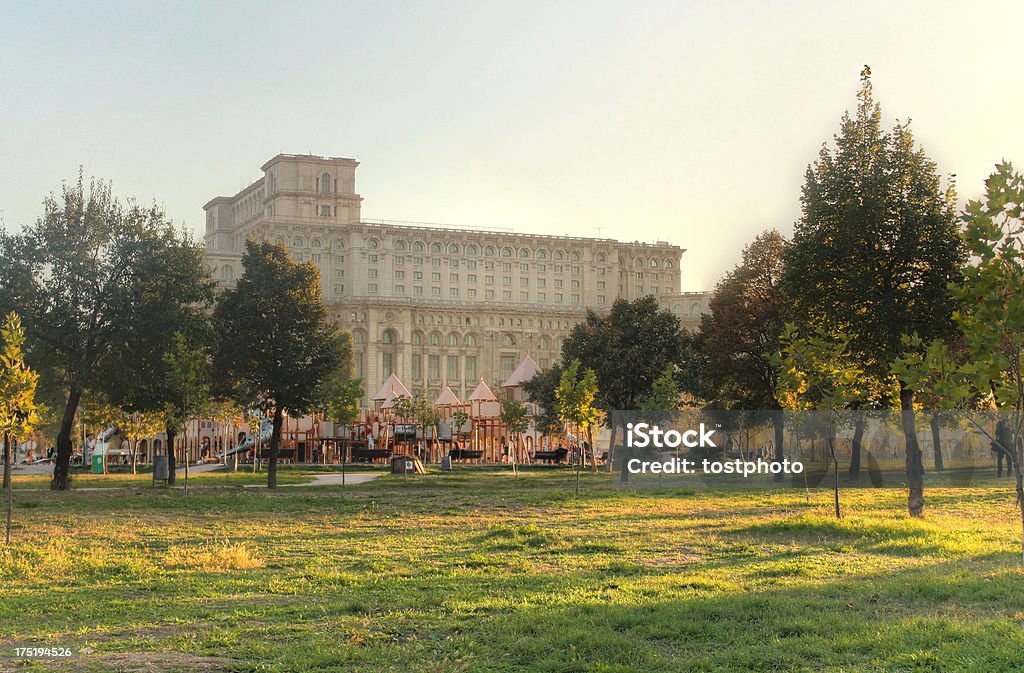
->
[91, 453, 104, 474]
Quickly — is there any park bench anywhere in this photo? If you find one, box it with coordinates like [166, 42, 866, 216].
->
[448, 448, 484, 461]
[533, 447, 569, 464]
[351, 448, 393, 463]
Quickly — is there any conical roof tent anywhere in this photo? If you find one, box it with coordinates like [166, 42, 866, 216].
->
[468, 378, 497, 402]
[435, 385, 462, 406]
[502, 353, 541, 388]
[372, 372, 411, 401]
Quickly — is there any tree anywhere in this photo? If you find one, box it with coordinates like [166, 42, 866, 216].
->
[163, 332, 210, 496]
[774, 325, 890, 518]
[213, 240, 344, 489]
[120, 409, 164, 475]
[0, 312, 42, 544]
[316, 333, 363, 463]
[562, 296, 695, 477]
[781, 67, 965, 516]
[895, 162, 1024, 562]
[556, 359, 601, 483]
[0, 174, 214, 490]
[700, 230, 787, 477]
[523, 364, 564, 438]
[500, 398, 530, 476]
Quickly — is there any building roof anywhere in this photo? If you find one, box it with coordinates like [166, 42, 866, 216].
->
[372, 373, 411, 401]
[468, 378, 497, 402]
[502, 353, 541, 388]
[435, 385, 462, 406]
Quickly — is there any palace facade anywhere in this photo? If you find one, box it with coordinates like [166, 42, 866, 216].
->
[203, 154, 710, 403]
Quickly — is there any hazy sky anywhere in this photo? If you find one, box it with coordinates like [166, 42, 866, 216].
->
[2, 1, 1021, 290]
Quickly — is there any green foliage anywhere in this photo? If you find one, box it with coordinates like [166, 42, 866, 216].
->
[213, 240, 344, 417]
[782, 67, 965, 380]
[522, 364, 563, 435]
[317, 332, 363, 427]
[700, 230, 787, 410]
[500, 398, 530, 437]
[0, 313, 42, 441]
[556, 359, 601, 433]
[0, 173, 213, 489]
[562, 296, 696, 419]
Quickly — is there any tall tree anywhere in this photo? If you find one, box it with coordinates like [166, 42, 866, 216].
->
[523, 364, 564, 438]
[781, 67, 965, 516]
[556, 359, 601, 475]
[163, 332, 210, 495]
[0, 174, 214, 490]
[500, 398, 530, 476]
[895, 162, 1024, 562]
[213, 240, 344, 489]
[699, 230, 787, 477]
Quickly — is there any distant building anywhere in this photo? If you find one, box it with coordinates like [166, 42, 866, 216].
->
[203, 154, 710, 403]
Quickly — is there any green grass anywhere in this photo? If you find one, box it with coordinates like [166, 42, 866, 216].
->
[2, 467, 1024, 672]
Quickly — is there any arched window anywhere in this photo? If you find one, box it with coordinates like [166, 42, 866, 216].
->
[367, 238, 379, 249]
[321, 173, 331, 193]
[382, 329, 396, 345]
[465, 334, 477, 347]
[536, 249, 547, 260]
[691, 303, 701, 315]
[539, 337, 549, 350]
[221, 265, 234, 282]
[333, 238, 345, 249]
[665, 260, 674, 269]
[447, 333, 458, 346]
[502, 334, 515, 346]
[352, 331, 365, 344]
[412, 241, 425, 252]
[311, 238, 321, 249]
[429, 332, 441, 346]
[501, 247, 513, 257]
[394, 240, 406, 251]
[554, 251, 564, 261]
[484, 246, 496, 257]
[635, 258, 645, 268]
[466, 244, 479, 255]
[447, 243, 460, 254]
[650, 259, 659, 267]
[519, 248, 530, 258]
[596, 253, 606, 262]
[412, 332, 423, 345]
[292, 237, 304, 248]
[275, 236, 286, 245]
[431, 242, 442, 253]
[569, 251, 580, 261]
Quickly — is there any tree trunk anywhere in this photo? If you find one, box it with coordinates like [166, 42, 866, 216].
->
[772, 410, 785, 483]
[130, 438, 138, 475]
[930, 413, 944, 472]
[901, 385, 925, 517]
[3, 433, 11, 490]
[268, 405, 283, 489]
[619, 420, 633, 484]
[166, 425, 177, 486]
[587, 426, 597, 472]
[608, 421, 618, 476]
[51, 386, 83, 491]
[849, 414, 865, 480]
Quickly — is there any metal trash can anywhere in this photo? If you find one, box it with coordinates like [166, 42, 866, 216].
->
[441, 455, 453, 471]
[91, 454, 104, 474]
[391, 454, 414, 474]
[152, 455, 169, 483]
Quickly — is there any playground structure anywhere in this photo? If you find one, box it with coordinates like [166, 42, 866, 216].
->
[64, 354, 574, 470]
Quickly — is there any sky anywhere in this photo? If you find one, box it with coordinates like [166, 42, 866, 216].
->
[1, 1, 1021, 291]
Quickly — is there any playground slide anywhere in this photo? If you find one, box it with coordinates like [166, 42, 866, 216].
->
[92, 427, 122, 458]
[217, 416, 274, 458]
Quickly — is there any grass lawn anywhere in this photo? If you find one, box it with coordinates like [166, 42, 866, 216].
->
[2, 466, 1023, 672]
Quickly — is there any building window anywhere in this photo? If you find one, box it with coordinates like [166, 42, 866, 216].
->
[520, 263, 529, 272]
[432, 272, 441, 282]
[554, 265, 563, 273]
[572, 294, 581, 303]
[334, 285, 344, 294]
[368, 283, 377, 293]
[571, 280, 580, 288]
[448, 243, 460, 254]
[555, 293, 563, 302]
[428, 355, 440, 380]
[382, 353, 393, 375]
[320, 205, 331, 217]
[450, 288, 459, 297]
[502, 290, 512, 299]
[395, 256, 405, 265]
[430, 333, 441, 346]
[414, 286, 423, 295]
[598, 295, 606, 303]
[520, 291, 529, 301]
[367, 239, 379, 249]
[538, 279, 546, 287]
[431, 242, 442, 253]
[412, 354, 422, 379]
[503, 277, 512, 286]
[500, 355, 515, 379]
[395, 270, 405, 279]
[468, 274, 477, 283]
[538, 292, 546, 301]
[432, 258, 441, 267]
[322, 173, 331, 193]
[432, 287, 441, 296]
[467, 260, 477, 270]
[465, 356, 477, 381]
[502, 263, 512, 272]
[355, 353, 363, 378]
[598, 268, 605, 275]
[520, 277, 529, 286]
[312, 253, 321, 263]
[368, 269, 377, 278]
[447, 355, 459, 380]
[554, 279, 563, 288]
[468, 288, 477, 297]
[450, 273, 459, 282]
[485, 289, 494, 298]
[485, 275, 494, 285]
[369, 254, 378, 263]
[572, 266, 580, 274]
[597, 281, 605, 289]
[395, 285, 405, 294]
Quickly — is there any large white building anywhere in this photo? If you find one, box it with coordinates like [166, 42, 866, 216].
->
[203, 154, 709, 403]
